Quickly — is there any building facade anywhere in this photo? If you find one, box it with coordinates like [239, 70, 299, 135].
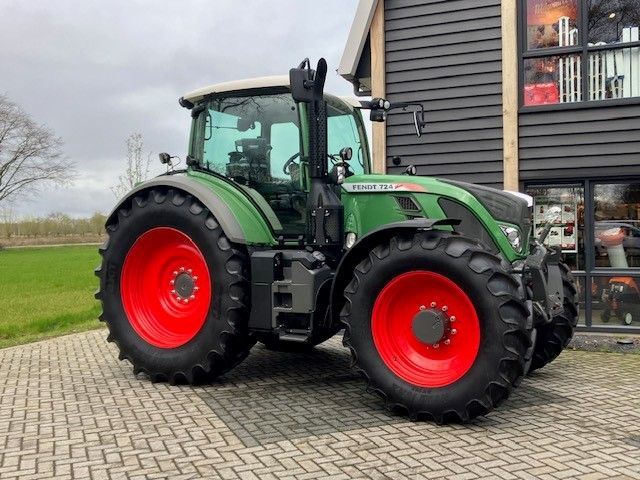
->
[339, 0, 640, 332]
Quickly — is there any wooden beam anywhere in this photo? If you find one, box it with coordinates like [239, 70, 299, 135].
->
[370, 0, 386, 174]
[501, 0, 519, 190]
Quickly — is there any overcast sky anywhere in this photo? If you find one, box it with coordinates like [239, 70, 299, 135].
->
[0, 0, 360, 217]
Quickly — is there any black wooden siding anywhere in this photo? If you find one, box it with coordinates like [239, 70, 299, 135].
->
[519, 104, 640, 182]
[383, 0, 504, 188]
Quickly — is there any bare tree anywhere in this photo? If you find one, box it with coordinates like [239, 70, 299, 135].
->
[0, 94, 73, 205]
[111, 133, 152, 199]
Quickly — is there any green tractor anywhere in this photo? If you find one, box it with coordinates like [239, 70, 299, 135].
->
[96, 58, 578, 422]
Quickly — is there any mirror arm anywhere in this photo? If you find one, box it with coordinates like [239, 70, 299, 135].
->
[359, 100, 427, 130]
[388, 102, 427, 127]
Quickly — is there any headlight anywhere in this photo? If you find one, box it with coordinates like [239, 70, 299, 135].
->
[500, 225, 522, 251]
[345, 232, 357, 249]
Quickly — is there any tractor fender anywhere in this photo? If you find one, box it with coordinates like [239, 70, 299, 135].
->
[106, 175, 246, 244]
[329, 218, 460, 327]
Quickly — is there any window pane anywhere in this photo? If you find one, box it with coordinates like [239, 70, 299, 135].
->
[587, 48, 640, 100]
[592, 275, 640, 327]
[524, 55, 583, 104]
[527, 0, 579, 49]
[588, 0, 640, 45]
[203, 111, 261, 174]
[270, 122, 300, 181]
[526, 185, 585, 270]
[575, 276, 587, 326]
[327, 113, 365, 176]
[594, 183, 640, 268]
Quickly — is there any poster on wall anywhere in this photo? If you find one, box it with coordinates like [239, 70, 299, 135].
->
[527, 0, 578, 49]
[533, 193, 578, 253]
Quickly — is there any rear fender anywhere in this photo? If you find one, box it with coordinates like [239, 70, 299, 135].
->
[106, 175, 266, 245]
[329, 218, 460, 328]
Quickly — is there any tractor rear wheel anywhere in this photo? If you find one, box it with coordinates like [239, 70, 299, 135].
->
[341, 231, 531, 423]
[529, 262, 578, 372]
[95, 188, 254, 384]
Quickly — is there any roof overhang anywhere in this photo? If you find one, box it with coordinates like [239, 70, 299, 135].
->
[338, 0, 377, 94]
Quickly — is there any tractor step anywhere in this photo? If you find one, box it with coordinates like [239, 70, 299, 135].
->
[277, 331, 310, 343]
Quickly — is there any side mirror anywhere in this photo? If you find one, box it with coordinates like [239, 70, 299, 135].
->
[289, 58, 327, 103]
[339, 147, 352, 162]
[159, 152, 172, 165]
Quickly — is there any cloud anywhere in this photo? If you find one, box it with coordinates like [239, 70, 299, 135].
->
[0, 0, 359, 217]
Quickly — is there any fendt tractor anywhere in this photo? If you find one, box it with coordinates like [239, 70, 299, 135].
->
[96, 58, 578, 423]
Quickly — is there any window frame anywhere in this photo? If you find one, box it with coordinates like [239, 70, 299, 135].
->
[518, 0, 640, 111]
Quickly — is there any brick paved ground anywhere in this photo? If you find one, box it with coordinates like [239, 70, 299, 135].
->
[1, 330, 639, 480]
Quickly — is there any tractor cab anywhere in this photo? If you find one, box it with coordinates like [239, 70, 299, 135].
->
[181, 76, 370, 236]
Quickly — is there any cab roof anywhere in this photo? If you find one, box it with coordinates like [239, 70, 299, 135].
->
[181, 75, 362, 109]
[182, 75, 290, 103]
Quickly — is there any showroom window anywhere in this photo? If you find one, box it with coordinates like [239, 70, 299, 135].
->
[522, 0, 640, 106]
[526, 180, 640, 331]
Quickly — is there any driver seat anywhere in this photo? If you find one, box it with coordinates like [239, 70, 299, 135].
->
[236, 137, 271, 183]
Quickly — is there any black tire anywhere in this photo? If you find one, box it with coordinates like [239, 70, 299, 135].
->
[95, 188, 254, 384]
[601, 309, 611, 323]
[341, 231, 531, 423]
[529, 262, 578, 372]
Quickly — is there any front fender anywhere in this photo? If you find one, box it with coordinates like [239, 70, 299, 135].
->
[329, 218, 460, 328]
[106, 174, 275, 245]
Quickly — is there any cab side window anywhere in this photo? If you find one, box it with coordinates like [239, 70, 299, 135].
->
[270, 122, 301, 183]
[327, 113, 365, 176]
[203, 111, 261, 174]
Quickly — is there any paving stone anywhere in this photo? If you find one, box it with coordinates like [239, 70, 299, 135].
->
[0, 330, 639, 479]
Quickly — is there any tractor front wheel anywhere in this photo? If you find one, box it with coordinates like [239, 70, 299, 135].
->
[95, 188, 254, 384]
[341, 232, 531, 423]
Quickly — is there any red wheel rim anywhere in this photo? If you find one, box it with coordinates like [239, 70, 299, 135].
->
[120, 227, 212, 349]
[371, 271, 480, 387]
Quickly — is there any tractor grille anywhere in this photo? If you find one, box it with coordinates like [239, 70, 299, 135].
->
[395, 195, 421, 212]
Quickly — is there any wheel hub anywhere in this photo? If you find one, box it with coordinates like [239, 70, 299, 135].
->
[171, 269, 198, 302]
[412, 308, 451, 346]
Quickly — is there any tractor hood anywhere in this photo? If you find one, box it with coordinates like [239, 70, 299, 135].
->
[342, 174, 532, 259]
[437, 179, 531, 232]
[342, 175, 529, 219]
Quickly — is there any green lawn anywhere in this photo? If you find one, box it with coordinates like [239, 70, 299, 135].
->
[0, 245, 103, 348]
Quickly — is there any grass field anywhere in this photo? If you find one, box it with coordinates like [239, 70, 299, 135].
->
[0, 245, 103, 348]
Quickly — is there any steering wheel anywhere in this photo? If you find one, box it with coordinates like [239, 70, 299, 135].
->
[282, 152, 301, 175]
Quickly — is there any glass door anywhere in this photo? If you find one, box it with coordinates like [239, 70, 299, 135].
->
[591, 181, 640, 327]
[527, 184, 587, 326]
[527, 179, 640, 331]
